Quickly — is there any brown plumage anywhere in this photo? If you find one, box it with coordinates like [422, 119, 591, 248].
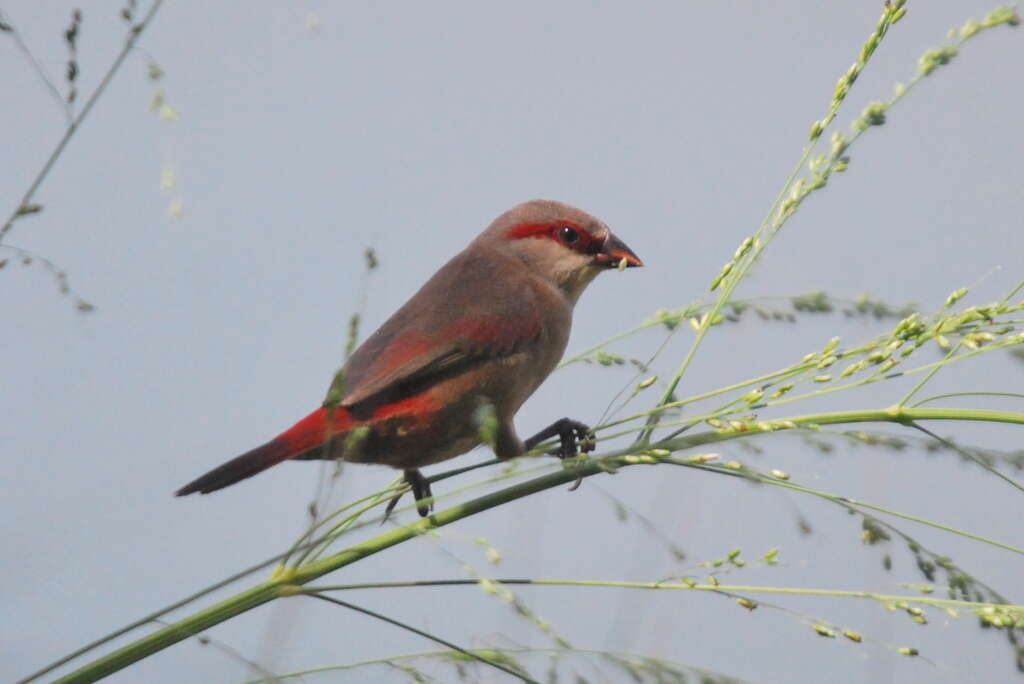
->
[176, 199, 642, 515]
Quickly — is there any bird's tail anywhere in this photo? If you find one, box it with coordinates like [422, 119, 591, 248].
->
[175, 406, 350, 496]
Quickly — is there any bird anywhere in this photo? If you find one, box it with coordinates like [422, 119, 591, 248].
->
[175, 199, 642, 516]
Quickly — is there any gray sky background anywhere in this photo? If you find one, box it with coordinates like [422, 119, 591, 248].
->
[4, 2, 1023, 682]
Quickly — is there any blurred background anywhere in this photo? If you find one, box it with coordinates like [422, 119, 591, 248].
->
[3, 1, 1022, 682]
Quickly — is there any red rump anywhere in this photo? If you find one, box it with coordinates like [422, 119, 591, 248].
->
[274, 406, 351, 455]
[174, 396, 442, 496]
[275, 395, 439, 455]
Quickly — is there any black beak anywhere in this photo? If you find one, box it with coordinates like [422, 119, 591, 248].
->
[594, 231, 643, 268]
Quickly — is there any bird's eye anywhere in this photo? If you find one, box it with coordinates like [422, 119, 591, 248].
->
[558, 226, 580, 245]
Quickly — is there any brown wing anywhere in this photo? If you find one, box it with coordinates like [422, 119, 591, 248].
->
[340, 246, 544, 408]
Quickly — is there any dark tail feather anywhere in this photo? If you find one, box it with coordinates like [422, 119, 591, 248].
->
[175, 439, 292, 496]
[176, 407, 350, 496]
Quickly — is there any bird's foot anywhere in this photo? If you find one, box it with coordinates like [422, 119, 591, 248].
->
[525, 417, 595, 458]
[383, 468, 433, 521]
[524, 417, 596, 491]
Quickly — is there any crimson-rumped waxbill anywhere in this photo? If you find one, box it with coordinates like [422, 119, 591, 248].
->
[176, 199, 642, 515]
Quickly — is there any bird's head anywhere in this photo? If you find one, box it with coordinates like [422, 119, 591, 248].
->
[481, 199, 643, 302]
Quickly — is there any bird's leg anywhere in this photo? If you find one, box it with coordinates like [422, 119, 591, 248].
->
[407, 469, 433, 517]
[383, 468, 433, 521]
[524, 417, 596, 490]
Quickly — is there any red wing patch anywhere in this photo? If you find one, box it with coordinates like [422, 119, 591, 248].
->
[341, 313, 542, 408]
[445, 315, 542, 355]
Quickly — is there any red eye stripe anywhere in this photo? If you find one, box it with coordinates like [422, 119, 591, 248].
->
[505, 221, 599, 253]
[505, 222, 573, 240]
